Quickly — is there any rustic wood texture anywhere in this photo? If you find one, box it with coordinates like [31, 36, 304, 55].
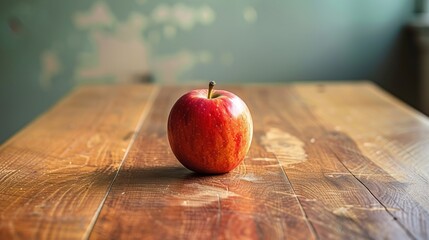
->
[235, 84, 417, 239]
[1, 82, 429, 239]
[90, 86, 316, 240]
[292, 83, 429, 239]
[0, 84, 158, 239]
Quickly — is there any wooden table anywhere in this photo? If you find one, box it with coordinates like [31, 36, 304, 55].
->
[1, 82, 429, 240]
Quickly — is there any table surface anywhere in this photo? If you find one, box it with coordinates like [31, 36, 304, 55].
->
[1, 82, 429, 240]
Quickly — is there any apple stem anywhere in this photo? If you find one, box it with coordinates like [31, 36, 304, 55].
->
[208, 81, 216, 99]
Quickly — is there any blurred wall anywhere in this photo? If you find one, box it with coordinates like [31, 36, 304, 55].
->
[0, 0, 415, 142]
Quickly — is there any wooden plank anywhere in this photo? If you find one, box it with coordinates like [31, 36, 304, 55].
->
[249, 83, 420, 239]
[4, 82, 427, 239]
[293, 82, 429, 239]
[230, 84, 415, 239]
[0, 84, 158, 239]
[90, 86, 316, 239]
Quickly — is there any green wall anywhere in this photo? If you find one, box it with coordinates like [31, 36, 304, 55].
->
[0, 0, 414, 142]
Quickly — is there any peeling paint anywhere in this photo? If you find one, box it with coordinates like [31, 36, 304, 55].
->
[243, 6, 257, 23]
[76, 12, 150, 81]
[152, 3, 215, 30]
[74, 2, 115, 28]
[40, 50, 62, 89]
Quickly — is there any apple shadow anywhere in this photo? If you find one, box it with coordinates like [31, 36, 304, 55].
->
[111, 165, 218, 186]
[82, 164, 223, 190]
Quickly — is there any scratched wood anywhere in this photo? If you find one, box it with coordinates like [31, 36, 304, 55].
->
[90, 83, 429, 240]
[90, 86, 315, 239]
[292, 83, 429, 239]
[235, 85, 416, 239]
[2, 83, 429, 240]
[0, 84, 157, 239]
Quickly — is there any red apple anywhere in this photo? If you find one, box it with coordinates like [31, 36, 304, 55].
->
[167, 81, 253, 174]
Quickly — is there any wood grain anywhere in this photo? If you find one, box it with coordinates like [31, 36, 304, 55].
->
[234, 85, 417, 240]
[293, 83, 429, 239]
[90, 86, 316, 240]
[0, 84, 158, 239]
[2, 82, 429, 240]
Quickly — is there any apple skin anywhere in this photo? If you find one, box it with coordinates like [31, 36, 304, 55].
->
[167, 88, 253, 174]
